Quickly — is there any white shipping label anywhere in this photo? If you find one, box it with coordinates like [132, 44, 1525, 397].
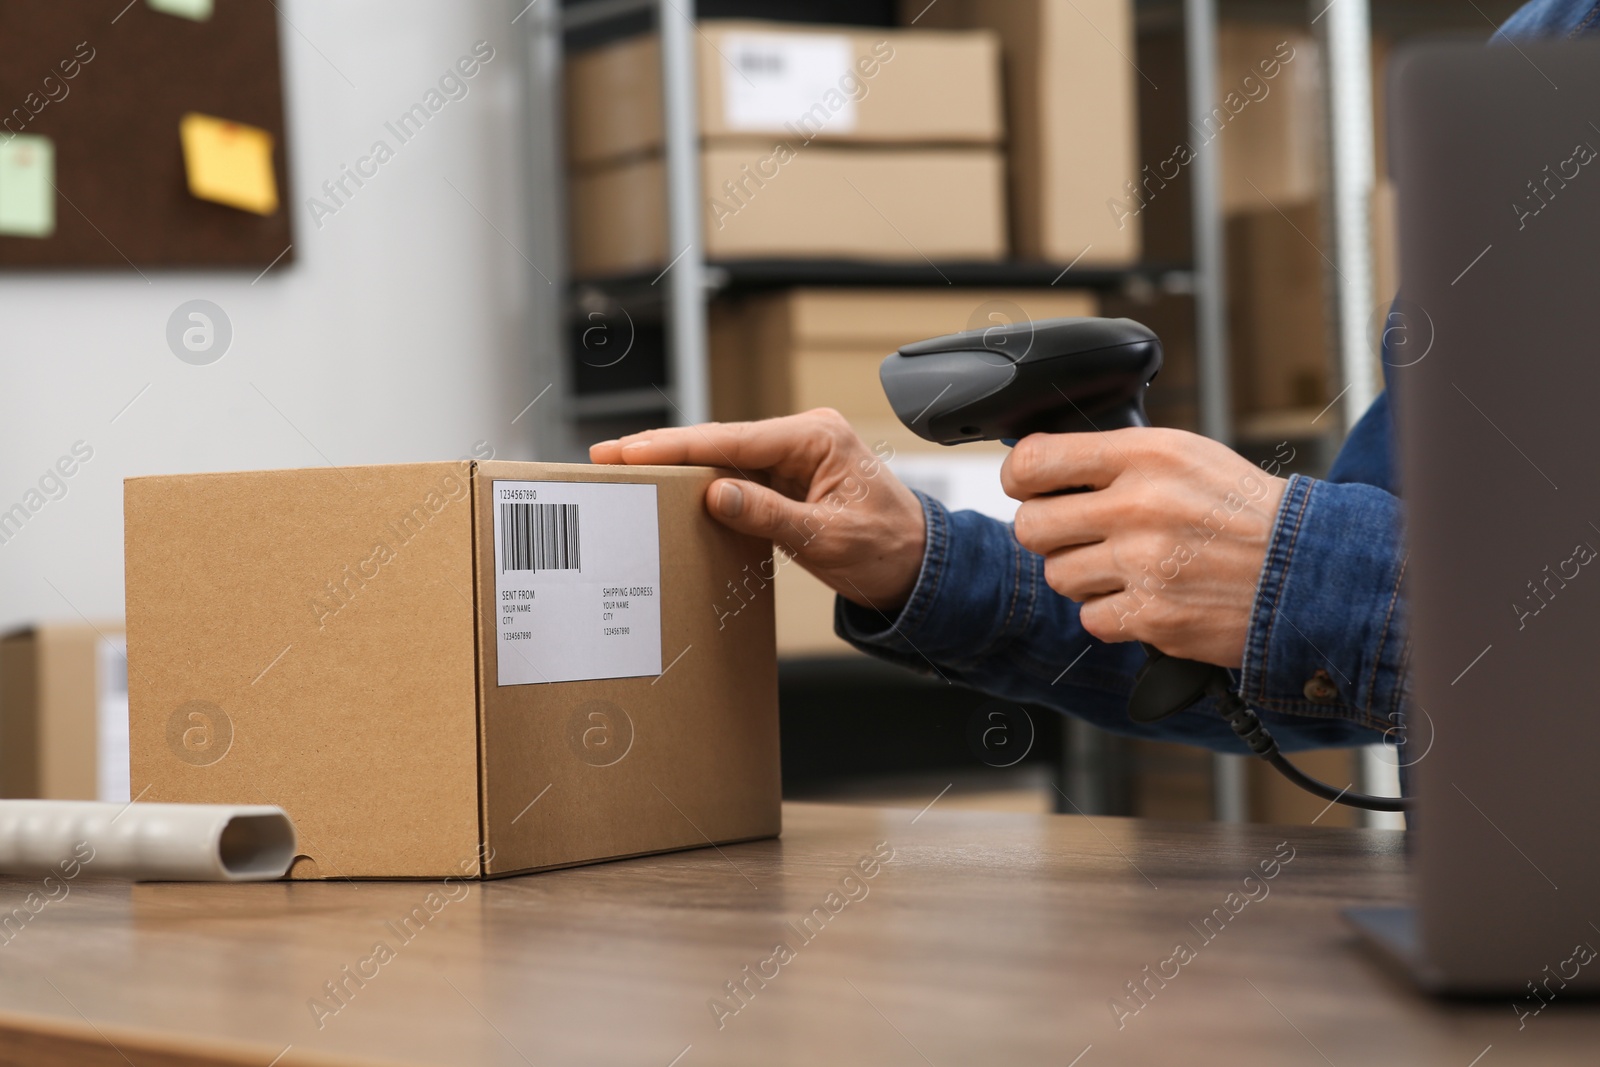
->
[888, 453, 1019, 524]
[493, 480, 663, 686]
[721, 32, 857, 133]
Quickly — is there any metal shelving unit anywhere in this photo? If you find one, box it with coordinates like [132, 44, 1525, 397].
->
[529, 0, 1383, 456]
[522, 0, 1386, 822]
[527, 0, 1208, 457]
[520, 0, 576, 464]
[578, 258, 1194, 294]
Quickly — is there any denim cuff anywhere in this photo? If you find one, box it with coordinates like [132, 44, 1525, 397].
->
[834, 491, 1045, 675]
[1240, 473, 1410, 732]
[835, 484, 1388, 754]
[833, 490, 949, 667]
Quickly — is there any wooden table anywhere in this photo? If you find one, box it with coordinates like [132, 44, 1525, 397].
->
[0, 802, 1593, 1066]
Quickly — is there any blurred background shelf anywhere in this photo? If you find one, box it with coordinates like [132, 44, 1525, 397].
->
[0, 0, 1519, 827]
[575, 258, 1197, 296]
[523, 0, 1520, 828]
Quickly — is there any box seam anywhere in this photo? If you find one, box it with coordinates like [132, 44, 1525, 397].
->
[470, 460, 488, 879]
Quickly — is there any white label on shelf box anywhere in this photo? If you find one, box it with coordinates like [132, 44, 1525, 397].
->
[492, 480, 663, 686]
[888, 453, 1020, 524]
[721, 32, 857, 133]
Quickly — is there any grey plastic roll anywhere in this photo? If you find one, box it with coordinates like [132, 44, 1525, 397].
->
[0, 800, 297, 882]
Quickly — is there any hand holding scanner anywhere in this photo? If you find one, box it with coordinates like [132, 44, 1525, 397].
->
[879, 316, 1408, 813]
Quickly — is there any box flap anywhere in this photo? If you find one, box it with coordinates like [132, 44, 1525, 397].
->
[125, 463, 482, 878]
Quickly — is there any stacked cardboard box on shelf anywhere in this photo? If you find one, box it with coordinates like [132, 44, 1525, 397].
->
[1370, 177, 1398, 360]
[1099, 290, 1201, 432]
[566, 21, 1007, 276]
[566, 22, 1002, 161]
[1248, 748, 1360, 827]
[0, 623, 129, 801]
[1135, 22, 1323, 263]
[1213, 26, 1323, 214]
[709, 286, 1097, 656]
[1135, 21, 1334, 431]
[1129, 739, 1212, 821]
[710, 287, 1096, 447]
[1130, 740, 1360, 826]
[903, 0, 1142, 267]
[1370, 31, 1398, 371]
[1217, 25, 1333, 433]
[1227, 199, 1331, 425]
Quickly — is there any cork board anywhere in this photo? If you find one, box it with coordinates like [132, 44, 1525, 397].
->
[0, 0, 293, 270]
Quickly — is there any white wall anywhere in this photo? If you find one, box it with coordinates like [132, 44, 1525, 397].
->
[0, 0, 541, 632]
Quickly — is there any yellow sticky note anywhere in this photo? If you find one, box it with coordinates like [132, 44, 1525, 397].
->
[179, 113, 279, 216]
[147, 0, 214, 20]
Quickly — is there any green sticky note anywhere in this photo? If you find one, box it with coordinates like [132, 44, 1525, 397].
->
[0, 135, 56, 239]
[146, 0, 214, 20]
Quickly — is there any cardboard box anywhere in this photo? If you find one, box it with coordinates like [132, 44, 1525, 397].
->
[1129, 741, 1360, 826]
[710, 287, 1097, 454]
[566, 20, 1003, 168]
[1227, 198, 1330, 418]
[1214, 25, 1322, 215]
[906, 0, 1141, 266]
[1372, 32, 1392, 186]
[569, 144, 1006, 277]
[774, 559, 850, 658]
[124, 461, 781, 879]
[1371, 31, 1395, 326]
[1248, 748, 1358, 827]
[0, 623, 129, 801]
[1130, 28, 1192, 267]
[1129, 738, 1213, 821]
[1135, 22, 1322, 261]
[1100, 290, 1200, 432]
[1371, 176, 1398, 332]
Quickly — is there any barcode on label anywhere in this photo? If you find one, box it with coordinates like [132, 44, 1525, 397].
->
[500, 502, 581, 573]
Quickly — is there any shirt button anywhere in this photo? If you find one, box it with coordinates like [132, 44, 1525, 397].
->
[1303, 670, 1340, 704]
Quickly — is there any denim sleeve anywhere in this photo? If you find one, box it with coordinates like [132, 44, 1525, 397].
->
[1238, 473, 1410, 736]
[1496, 0, 1600, 40]
[834, 490, 1383, 753]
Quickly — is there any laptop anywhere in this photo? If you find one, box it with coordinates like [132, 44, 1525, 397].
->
[1346, 38, 1600, 995]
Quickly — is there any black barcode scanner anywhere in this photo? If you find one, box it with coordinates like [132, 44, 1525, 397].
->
[886, 317, 1162, 441]
[880, 316, 1408, 813]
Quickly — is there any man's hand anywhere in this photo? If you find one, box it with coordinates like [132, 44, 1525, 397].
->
[1003, 427, 1287, 668]
[589, 409, 927, 612]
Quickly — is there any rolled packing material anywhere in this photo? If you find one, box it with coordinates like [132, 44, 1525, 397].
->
[0, 801, 296, 882]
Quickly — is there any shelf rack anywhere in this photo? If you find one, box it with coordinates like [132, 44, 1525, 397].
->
[518, 0, 1384, 822]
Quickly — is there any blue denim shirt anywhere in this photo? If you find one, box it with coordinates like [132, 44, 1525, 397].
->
[832, 0, 1594, 756]
[1499, 0, 1600, 38]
